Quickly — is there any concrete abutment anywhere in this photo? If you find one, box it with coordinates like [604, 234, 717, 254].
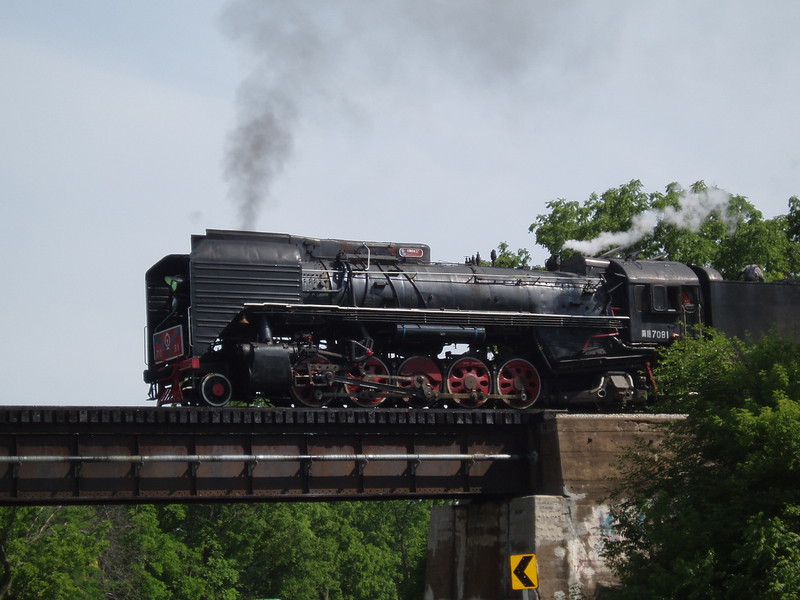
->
[424, 413, 676, 600]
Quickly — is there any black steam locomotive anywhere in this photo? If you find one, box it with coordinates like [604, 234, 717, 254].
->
[144, 230, 800, 409]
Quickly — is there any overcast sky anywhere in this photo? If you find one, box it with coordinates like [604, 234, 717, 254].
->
[2, 1, 798, 406]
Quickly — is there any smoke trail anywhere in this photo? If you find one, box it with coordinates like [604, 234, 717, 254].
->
[564, 188, 734, 256]
[219, 0, 582, 228]
[220, 3, 328, 229]
[225, 89, 295, 228]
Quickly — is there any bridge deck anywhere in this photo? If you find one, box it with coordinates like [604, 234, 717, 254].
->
[0, 407, 540, 505]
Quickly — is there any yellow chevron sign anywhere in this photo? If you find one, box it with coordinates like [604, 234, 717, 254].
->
[510, 554, 538, 590]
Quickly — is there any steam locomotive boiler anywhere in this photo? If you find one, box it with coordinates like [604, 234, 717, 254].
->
[144, 229, 800, 409]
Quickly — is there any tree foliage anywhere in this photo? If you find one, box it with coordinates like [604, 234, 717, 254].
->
[0, 506, 109, 600]
[528, 180, 800, 279]
[603, 333, 800, 598]
[0, 500, 434, 600]
[492, 242, 532, 269]
[97, 504, 239, 600]
[531, 179, 654, 257]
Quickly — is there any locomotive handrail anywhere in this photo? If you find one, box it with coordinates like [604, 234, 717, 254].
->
[303, 267, 590, 287]
[356, 243, 370, 269]
[241, 302, 629, 329]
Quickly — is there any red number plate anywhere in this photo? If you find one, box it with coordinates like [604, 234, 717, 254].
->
[153, 325, 184, 362]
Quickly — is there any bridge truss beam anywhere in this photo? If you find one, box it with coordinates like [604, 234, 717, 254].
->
[0, 407, 539, 505]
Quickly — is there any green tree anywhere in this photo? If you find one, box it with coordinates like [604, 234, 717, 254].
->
[491, 242, 532, 268]
[215, 500, 432, 600]
[98, 504, 239, 600]
[715, 215, 799, 280]
[330, 501, 432, 600]
[528, 180, 800, 280]
[787, 196, 800, 243]
[0, 506, 109, 600]
[603, 332, 800, 598]
[0, 497, 432, 599]
[210, 502, 342, 600]
[530, 179, 654, 258]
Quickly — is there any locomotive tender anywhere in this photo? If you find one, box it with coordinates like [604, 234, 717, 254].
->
[144, 229, 800, 409]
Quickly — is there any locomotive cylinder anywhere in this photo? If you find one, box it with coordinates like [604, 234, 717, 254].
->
[242, 343, 293, 393]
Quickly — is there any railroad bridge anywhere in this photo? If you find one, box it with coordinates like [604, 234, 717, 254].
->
[0, 406, 672, 599]
[0, 406, 535, 503]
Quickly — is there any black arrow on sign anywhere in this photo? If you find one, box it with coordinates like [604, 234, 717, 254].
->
[513, 555, 535, 588]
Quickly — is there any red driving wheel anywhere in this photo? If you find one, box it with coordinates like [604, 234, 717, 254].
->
[345, 357, 391, 407]
[397, 356, 442, 406]
[290, 355, 335, 407]
[496, 358, 541, 409]
[445, 357, 491, 407]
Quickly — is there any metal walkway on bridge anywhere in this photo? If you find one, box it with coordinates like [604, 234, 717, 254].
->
[0, 407, 540, 504]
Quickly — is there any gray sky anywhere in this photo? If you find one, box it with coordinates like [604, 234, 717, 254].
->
[2, 1, 798, 406]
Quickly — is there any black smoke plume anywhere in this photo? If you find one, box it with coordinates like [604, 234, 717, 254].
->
[220, 1, 581, 228]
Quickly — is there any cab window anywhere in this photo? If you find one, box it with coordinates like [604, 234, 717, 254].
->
[650, 285, 688, 313]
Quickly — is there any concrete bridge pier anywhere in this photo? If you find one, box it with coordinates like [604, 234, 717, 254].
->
[424, 413, 674, 600]
[424, 495, 616, 600]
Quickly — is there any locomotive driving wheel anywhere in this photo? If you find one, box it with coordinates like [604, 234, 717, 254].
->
[496, 358, 541, 409]
[290, 355, 336, 407]
[397, 356, 442, 406]
[344, 357, 391, 407]
[445, 357, 491, 407]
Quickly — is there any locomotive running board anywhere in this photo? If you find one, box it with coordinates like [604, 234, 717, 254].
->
[238, 302, 628, 329]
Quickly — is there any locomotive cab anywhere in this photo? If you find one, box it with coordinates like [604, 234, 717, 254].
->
[607, 258, 703, 345]
[143, 254, 196, 401]
[144, 255, 190, 367]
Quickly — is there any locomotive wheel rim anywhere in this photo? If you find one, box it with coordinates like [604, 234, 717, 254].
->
[290, 355, 334, 408]
[199, 373, 233, 407]
[496, 358, 541, 409]
[445, 357, 491, 407]
[397, 356, 442, 406]
[345, 357, 390, 407]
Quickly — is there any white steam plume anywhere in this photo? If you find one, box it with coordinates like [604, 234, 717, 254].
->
[564, 188, 735, 256]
